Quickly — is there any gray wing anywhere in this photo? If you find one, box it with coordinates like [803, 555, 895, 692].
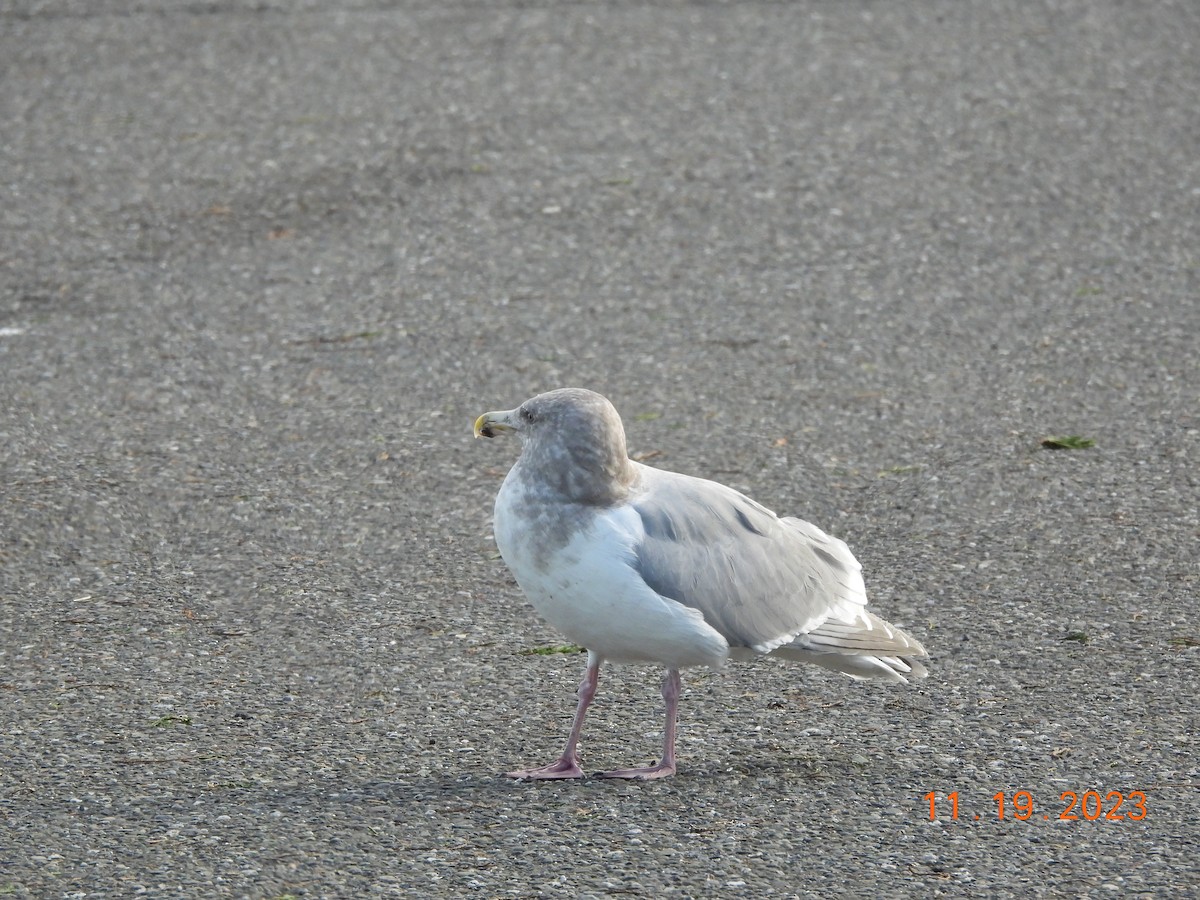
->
[630, 464, 869, 653]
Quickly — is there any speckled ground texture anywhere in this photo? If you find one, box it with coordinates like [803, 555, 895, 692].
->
[2, 0, 1198, 897]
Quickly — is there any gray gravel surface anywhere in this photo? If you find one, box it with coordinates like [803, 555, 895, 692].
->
[2, 1, 1198, 897]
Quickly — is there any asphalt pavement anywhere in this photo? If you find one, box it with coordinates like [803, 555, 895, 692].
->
[2, 1, 1198, 897]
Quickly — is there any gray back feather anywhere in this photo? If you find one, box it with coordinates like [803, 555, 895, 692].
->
[630, 465, 867, 652]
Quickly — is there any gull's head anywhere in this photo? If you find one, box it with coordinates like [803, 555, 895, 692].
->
[474, 388, 635, 503]
[474, 388, 621, 443]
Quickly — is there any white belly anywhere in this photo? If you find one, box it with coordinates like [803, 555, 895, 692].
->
[494, 498, 728, 668]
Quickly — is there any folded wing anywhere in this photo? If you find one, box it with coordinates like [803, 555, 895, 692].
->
[630, 464, 926, 681]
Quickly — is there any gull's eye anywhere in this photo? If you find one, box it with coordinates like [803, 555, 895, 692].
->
[520, 407, 536, 423]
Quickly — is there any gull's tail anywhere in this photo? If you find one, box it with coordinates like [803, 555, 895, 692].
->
[770, 611, 929, 683]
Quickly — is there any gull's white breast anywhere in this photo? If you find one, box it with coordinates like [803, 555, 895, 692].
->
[494, 494, 729, 668]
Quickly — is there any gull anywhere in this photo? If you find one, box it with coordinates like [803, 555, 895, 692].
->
[474, 388, 927, 779]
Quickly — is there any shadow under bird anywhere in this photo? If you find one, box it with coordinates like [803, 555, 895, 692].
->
[474, 388, 928, 780]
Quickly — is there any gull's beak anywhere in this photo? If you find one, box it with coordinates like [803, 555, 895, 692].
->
[474, 409, 518, 439]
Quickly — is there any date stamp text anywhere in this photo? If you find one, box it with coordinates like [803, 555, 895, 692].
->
[924, 790, 1147, 822]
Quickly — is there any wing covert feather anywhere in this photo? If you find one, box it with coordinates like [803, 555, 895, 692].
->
[630, 465, 868, 652]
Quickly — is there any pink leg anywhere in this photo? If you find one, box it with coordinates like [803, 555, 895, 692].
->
[600, 668, 681, 780]
[506, 653, 600, 780]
